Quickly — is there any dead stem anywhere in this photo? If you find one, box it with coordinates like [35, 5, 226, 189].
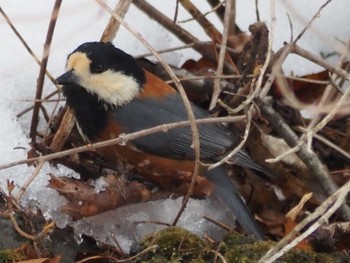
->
[256, 98, 350, 220]
[1, 114, 244, 172]
[100, 0, 132, 42]
[209, 0, 234, 110]
[29, 0, 62, 143]
[259, 180, 350, 263]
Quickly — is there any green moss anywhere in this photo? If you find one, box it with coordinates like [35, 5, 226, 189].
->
[0, 249, 25, 263]
[140, 227, 212, 263]
[138, 228, 350, 263]
[220, 234, 269, 262]
[221, 234, 349, 263]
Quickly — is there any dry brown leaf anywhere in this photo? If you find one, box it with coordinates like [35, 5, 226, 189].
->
[284, 193, 313, 250]
[286, 192, 313, 221]
[273, 70, 329, 104]
[49, 175, 151, 220]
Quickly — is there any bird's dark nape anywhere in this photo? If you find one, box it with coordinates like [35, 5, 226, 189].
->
[205, 166, 263, 239]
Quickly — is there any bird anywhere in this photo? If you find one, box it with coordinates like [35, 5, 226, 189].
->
[56, 41, 268, 239]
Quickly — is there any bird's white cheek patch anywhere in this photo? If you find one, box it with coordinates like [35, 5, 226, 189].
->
[83, 70, 140, 106]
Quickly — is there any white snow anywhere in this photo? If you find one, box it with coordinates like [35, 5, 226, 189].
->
[0, 0, 349, 252]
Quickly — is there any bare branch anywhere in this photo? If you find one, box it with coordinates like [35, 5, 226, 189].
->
[100, 0, 132, 42]
[259, 180, 350, 262]
[256, 98, 350, 220]
[209, 0, 234, 110]
[29, 0, 62, 143]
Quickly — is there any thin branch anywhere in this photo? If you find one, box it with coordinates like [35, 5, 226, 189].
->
[209, 0, 233, 110]
[179, 1, 225, 24]
[307, 83, 350, 145]
[100, 0, 132, 42]
[293, 0, 333, 44]
[179, 0, 222, 41]
[0, 113, 244, 173]
[0, 7, 58, 86]
[292, 45, 350, 81]
[132, 1, 199, 50]
[209, 108, 251, 169]
[16, 161, 45, 200]
[207, 0, 225, 22]
[255, 0, 260, 22]
[0, 6, 62, 125]
[16, 90, 60, 118]
[29, 0, 62, 143]
[265, 141, 302, 164]
[256, 98, 350, 220]
[132, 0, 235, 72]
[75, 245, 158, 263]
[254, 0, 275, 99]
[259, 180, 350, 263]
[297, 127, 350, 161]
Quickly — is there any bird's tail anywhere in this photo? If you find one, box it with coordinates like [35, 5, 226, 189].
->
[205, 166, 263, 239]
[232, 150, 275, 181]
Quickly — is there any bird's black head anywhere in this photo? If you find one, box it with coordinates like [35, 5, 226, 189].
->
[57, 41, 146, 107]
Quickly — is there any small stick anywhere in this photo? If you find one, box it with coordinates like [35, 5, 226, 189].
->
[259, 180, 350, 263]
[209, 0, 233, 110]
[100, 0, 132, 42]
[29, 0, 62, 143]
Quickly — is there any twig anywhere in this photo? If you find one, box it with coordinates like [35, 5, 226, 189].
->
[209, 248, 228, 263]
[292, 45, 350, 80]
[100, 0, 132, 42]
[132, 1, 199, 51]
[16, 160, 45, 200]
[256, 98, 350, 220]
[29, 0, 62, 143]
[253, 0, 275, 99]
[0, 5, 62, 126]
[1, 113, 244, 172]
[179, 1, 224, 24]
[306, 83, 350, 146]
[133, 0, 236, 71]
[8, 212, 38, 241]
[259, 180, 350, 263]
[207, 0, 225, 22]
[297, 127, 350, 161]
[209, 109, 251, 170]
[255, 0, 260, 21]
[136, 43, 197, 58]
[179, 0, 222, 41]
[209, 0, 233, 110]
[203, 215, 233, 232]
[265, 141, 303, 164]
[303, 41, 350, 151]
[0, 7, 58, 86]
[16, 90, 60, 118]
[293, 0, 333, 44]
[8, 212, 55, 241]
[76, 245, 158, 263]
[173, 0, 179, 23]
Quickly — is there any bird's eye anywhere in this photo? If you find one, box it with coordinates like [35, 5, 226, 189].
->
[92, 64, 104, 73]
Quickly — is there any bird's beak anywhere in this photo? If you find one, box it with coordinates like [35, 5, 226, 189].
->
[56, 70, 79, 85]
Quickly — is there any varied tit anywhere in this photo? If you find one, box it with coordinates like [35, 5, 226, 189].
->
[57, 41, 268, 239]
